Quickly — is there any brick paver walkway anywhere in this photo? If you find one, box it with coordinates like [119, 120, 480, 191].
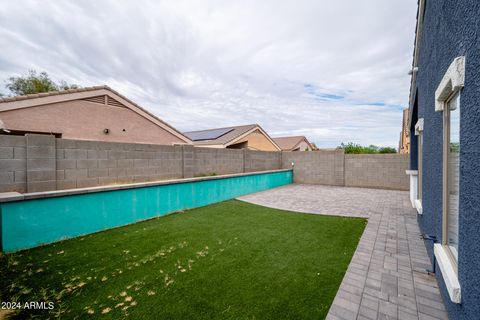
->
[239, 184, 448, 320]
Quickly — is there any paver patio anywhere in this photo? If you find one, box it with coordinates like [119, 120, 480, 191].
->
[239, 184, 448, 320]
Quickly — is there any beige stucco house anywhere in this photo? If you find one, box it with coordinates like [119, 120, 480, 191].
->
[399, 108, 410, 154]
[0, 86, 192, 145]
[273, 136, 313, 151]
[184, 124, 281, 151]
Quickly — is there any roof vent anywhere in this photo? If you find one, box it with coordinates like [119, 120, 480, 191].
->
[107, 97, 127, 108]
[82, 95, 107, 104]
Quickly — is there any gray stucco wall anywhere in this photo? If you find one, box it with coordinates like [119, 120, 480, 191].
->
[412, 1, 480, 319]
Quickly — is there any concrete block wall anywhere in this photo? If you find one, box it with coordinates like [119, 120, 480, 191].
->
[245, 150, 282, 172]
[26, 134, 56, 192]
[282, 151, 409, 190]
[0, 135, 27, 192]
[0, 135, 284, 193]
[193, 148, 244, 176]
[0, 134, 409, 192]
[345, 154, 409, 190]
[282, 150, 345, 186]
[182, 145, 194, 179]
[56, 139, 184, 189]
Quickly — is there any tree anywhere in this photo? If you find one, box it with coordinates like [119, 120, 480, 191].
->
[378, 147, 397, 154]
[338, 142, 397, 154]
[5, 70, 78, 96]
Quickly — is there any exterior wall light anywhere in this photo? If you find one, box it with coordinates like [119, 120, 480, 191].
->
[408, 67, 419, 75]
[0, 120, 10, 133]
[103, 129, 110, 134]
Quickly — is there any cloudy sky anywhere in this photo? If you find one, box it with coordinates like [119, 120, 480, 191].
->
[0, 0, 417, 147]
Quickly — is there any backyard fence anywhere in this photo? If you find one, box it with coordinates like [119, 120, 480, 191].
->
[0, 134, 409, 193]
[283, 151, 409, 190]
[0, 134, 282, 193]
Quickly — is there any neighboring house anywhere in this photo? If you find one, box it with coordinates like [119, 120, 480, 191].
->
[184, 124, 281, 151]
[406, 1, 480, 319]
[0, 86, 191, 145]
[399, 108, 410, 154]
[273, 136, 313, 151]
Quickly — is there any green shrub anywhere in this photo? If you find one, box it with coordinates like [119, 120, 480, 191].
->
[338, 142, 397, 154]
[378, 147, 397, 154]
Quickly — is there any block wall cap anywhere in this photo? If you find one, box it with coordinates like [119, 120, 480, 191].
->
[0, 169, 292, 203]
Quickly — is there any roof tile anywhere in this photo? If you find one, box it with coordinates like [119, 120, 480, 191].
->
[273, 136, 311, 151]
[185, 124, 257, 146]
[0, 85, 191, 143]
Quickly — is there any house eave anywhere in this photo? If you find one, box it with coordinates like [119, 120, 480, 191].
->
[407, 0, 426, 130]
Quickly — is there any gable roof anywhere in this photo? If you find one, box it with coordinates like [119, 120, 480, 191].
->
[0, 85, 192, 144]
[273, 136, 312, 151]
[184, 124, 281, 150]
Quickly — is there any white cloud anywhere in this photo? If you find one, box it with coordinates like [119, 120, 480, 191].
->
[0, 0, 417, 147]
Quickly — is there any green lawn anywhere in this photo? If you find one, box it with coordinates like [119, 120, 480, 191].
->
[0, 200, 366, 320]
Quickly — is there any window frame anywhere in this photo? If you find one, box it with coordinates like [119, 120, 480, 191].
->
[442, 91, 460, 273]
[433, 56, 465, 304]
[414, 118, 424, 214]
[418, 131, 423, 200]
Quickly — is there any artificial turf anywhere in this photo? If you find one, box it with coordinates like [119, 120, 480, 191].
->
[0, 200, 366, 319]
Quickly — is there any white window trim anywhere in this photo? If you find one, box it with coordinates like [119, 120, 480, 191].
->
[414, 118, 424, 135]
[414, 199, 423, 215]
[434, 56, 464, 304]
[414, 118, 424, 214]
[435, 56, 465, 112]
[434, 244, 461, 303]
[406, 170, 418, 208]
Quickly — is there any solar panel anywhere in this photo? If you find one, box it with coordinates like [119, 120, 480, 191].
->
[186, 128, 234, 141]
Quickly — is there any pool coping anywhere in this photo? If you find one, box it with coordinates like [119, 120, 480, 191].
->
[0, 169, 292, 203]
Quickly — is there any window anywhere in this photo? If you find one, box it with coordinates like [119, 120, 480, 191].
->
[444, 92, 460, 266]
[418, 131, 423, 200]
[433, 56, 464, 304]
[414, 118, 424, 214]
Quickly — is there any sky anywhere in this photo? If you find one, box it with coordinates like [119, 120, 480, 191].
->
[0, 0, 417, 148]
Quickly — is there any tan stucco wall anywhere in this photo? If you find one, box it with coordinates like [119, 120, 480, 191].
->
[0, 100, 186, 145]
[235, 130, 278, 151]
[399, 108, 410, 154]
[294, 141, 312, 151]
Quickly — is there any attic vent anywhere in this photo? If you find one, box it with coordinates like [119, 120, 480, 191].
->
[107, 97, 127, 108]
[83, 95, 106, 104]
